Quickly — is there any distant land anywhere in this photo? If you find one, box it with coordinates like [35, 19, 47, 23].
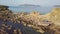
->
[19, 4, 40, 6]
[54, 5, 60, 7]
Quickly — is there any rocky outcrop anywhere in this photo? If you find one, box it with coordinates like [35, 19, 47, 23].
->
[45, 8, 60, 34]
[0, 5, 60, 34]
[15, 11, 53, 34]
[0, 5, 13, 21]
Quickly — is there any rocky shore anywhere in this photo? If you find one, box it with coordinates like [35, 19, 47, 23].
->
[0, 5, 60, 34]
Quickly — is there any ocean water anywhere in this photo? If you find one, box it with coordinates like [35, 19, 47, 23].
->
[9, 6, 53, 14]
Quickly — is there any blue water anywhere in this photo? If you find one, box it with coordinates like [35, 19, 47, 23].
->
[9, 6, 53, 14]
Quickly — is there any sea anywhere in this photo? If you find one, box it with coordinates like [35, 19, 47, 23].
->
[8, 5, 53, 14]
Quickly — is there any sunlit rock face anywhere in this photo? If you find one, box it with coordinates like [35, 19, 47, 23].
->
[46, 8, 60, 25]
[16, 11, 52, 33]
[45, 8, 60, 34]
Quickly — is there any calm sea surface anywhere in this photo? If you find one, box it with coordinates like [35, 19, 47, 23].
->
[9, 6, 53, 14]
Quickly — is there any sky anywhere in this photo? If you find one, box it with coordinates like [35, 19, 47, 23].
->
[0, 0, 60, 6]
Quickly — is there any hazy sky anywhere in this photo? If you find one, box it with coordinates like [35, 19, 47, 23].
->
[0, 0, 60, 6]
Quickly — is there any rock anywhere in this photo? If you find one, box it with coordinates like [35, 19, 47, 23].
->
[45, 8, 60, 34]
[0, 5, 60, 34]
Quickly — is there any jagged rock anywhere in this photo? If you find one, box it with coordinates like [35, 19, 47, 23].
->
[45, 8, 60, 34]
[0, 5, 13, 21]
[0, 5, 8, 11]
[0, 5, 60, 34]
[15, 11, 52, 34]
